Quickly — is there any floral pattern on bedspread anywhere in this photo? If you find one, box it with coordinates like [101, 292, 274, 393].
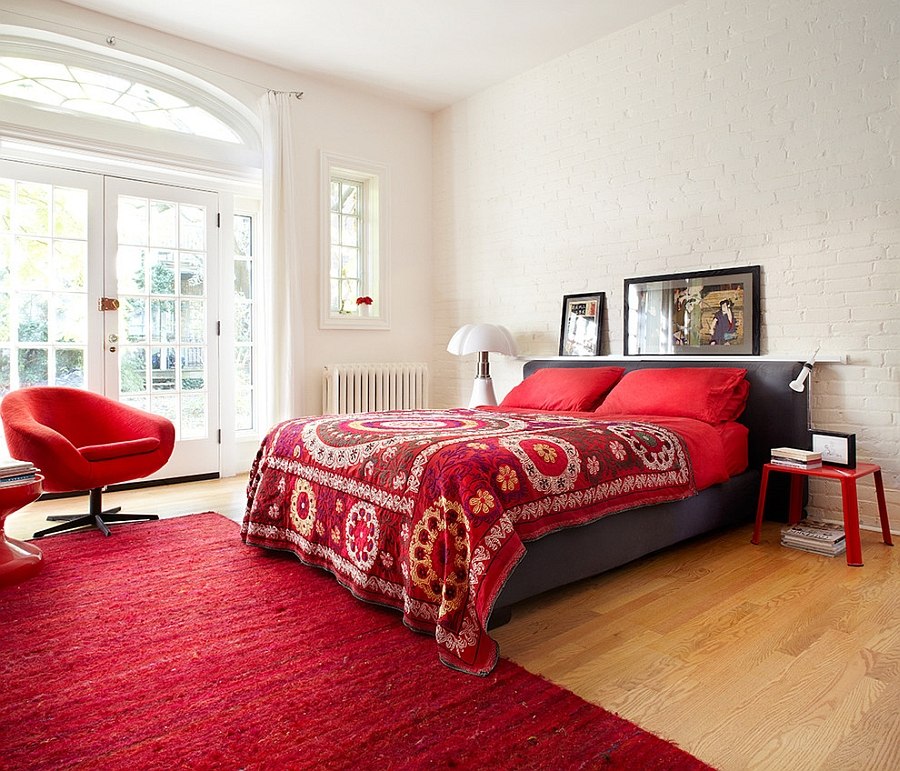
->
[241, 409, 696, 674]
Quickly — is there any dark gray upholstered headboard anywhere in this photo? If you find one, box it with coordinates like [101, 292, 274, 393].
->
[522, 358, 809, 470]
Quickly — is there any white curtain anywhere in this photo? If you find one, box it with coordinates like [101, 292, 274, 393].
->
[260, 91, 303, 424]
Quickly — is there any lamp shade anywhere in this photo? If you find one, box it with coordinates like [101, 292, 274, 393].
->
[447, 324, 517, 356]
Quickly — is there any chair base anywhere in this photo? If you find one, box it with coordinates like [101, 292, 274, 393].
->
[33, 488, 159, 539]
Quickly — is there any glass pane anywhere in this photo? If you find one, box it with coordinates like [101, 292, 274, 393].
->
[149, 393, 178, 432]
[0, 78, 66, 107]
[0, 348, 9, 394]
[55, 348, 84, 387]
[181, 346, 205, 390]
[340, 182, 358, 215]
[67, 99, 133, 122]
[120, 394, 149, 411]
[151, 346, 176, 391]
[121, 297, 147, 343]
[235, 387, 252, 432]
[234, 214, 251, 257]
[16, 182, 50, 235]
[179, 204, 205, 250]
[120, 347, 147, 393]
[53, 293, 86, 344]
[63, 65, 127, 91]
[330, 181, 340, 212]
[342, 279, 359, 310]
[341, 215, 359, 247]
[331, 212, 340, 244]
[18, 348, 48, 386]
[0, 293, 8, 342]
[53, 187, 87, 239]
[180, 300, 205, 343]
[330, 246, 341, 279]
[17, 293, 48, 342]
[124, 82, 186, 110]
[234, 259, 251, 299]
[330, 279, 341, 313]
[149, 199, 178, 248]
[0, 236, 10, 282]
[168, 106, 238, 143]
[341, 247, 360, 279]
[53, 240, 87, 290]
[180, 393, 207, 439]
[14, 237, 50, 287]
[118, 196, 148, 245]
[234, 302, 251, 343]
[180, 252, 205, 296]
[117, 246, 146, 293]
[150, 299, 176, 343]
[234, 345, 251, 387]
[0, 179, 11, 231]
[149, 250, 176, 294]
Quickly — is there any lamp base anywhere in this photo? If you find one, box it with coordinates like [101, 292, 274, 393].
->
[468, 377, 497, 408]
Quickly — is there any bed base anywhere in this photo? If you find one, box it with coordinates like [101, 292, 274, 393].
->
[489, 357, 808, 627]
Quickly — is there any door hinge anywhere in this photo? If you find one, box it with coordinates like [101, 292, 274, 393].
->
[216, 320, 221, 336]
[98, 297, 120, 312]
[217, 429, 222, 444]
[217, 212, 221, 228]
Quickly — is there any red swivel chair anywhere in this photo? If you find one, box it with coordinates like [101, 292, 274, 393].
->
[1, 387, 175, 538]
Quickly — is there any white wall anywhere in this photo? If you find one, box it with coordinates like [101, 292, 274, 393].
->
[433, 0, 900, 530]
[2, 0, 433, 421]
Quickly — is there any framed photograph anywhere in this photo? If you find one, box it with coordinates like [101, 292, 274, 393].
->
[559, 292, 605, 356]
[624, 266, 760, 356]
[810, 430, 856, 468]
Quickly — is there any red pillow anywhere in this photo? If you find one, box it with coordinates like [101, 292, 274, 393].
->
[500, 367, 625, 412]
[594, 367, 749, 423]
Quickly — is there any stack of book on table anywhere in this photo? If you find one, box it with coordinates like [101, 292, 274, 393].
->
[770, 447, 822, 469]
[0, 458, 39, 487]
[781, 520, 847, 557]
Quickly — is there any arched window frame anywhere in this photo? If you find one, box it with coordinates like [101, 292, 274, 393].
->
[0, 26, 261, 173]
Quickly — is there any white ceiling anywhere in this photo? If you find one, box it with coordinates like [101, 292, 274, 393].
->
[60, 0, 686, 111]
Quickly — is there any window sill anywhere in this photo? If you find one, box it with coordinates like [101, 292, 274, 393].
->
[319, 315, 390, 330]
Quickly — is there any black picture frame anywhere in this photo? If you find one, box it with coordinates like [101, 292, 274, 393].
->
[624, 266, 761, 356]
[810, 429, 856, 468]
[559, 292, 605, 356]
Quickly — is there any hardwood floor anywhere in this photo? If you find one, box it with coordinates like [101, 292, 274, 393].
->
[6, 476, 899, 770]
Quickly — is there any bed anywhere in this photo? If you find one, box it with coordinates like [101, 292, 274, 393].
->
[241, 358, 808, 675]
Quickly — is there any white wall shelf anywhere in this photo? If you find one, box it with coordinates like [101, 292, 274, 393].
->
[514, 354, 847, 363]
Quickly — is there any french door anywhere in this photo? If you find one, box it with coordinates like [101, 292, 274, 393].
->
[0, 160, 220, 477]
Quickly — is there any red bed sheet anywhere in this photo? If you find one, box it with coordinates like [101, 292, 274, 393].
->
[242, 409, 734, 674]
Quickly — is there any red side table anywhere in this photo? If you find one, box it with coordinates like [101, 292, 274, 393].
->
[0, 475, 44, 588]
[752, 462, 893, 567]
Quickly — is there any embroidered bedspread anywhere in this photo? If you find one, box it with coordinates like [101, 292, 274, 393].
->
[241, 409, 699, 674]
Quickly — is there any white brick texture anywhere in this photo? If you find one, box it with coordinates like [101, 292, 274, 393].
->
[433, 0, 900, 531]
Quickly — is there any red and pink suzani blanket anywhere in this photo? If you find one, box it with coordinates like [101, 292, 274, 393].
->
[241, 409, 700, 674]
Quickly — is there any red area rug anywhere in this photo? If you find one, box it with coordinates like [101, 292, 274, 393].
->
[0, 513, 709, 770]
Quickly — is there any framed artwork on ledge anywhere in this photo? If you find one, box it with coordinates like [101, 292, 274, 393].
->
[559, 292, 605, 356]
[624, 266, 760, 356]
[810, 429, 856, 468]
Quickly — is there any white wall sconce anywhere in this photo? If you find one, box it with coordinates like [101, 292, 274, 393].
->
[789, 346, 820, 393]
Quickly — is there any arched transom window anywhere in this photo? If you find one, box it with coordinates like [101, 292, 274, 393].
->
[0, 55, 241, 144]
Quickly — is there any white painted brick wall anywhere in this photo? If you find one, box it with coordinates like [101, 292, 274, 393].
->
[432, 0, 900, 532]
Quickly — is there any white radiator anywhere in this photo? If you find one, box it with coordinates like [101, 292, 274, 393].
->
[322, 363, 429, 414]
